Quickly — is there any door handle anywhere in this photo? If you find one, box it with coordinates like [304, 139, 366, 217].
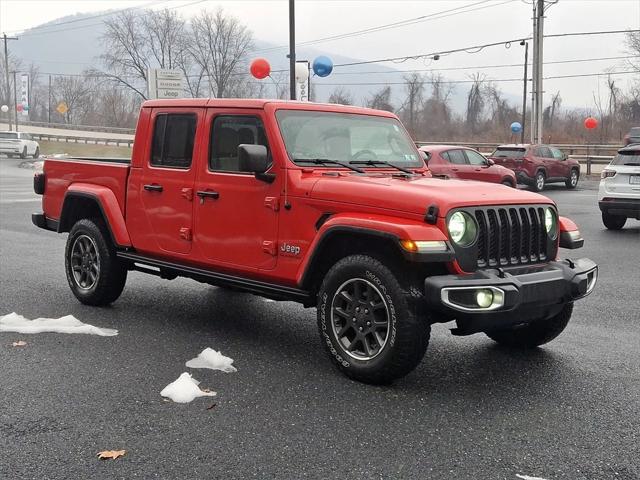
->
[196, 190, 220, 201]
[144, 184, 163, 192]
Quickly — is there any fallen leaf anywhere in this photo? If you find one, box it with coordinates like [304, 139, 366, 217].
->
[12, 341, 27, 347]
[97, 450, 126, 460]
[207, 403, 217, 410]
[201, 388, 213, 393]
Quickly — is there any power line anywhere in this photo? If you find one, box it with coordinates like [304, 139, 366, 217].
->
[250, 0, 514, 54]
[334, 29, 640, 68]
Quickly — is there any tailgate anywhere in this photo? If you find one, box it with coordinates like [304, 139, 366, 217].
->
[41, 157, 131, 220]
[489, 147, 527, 169]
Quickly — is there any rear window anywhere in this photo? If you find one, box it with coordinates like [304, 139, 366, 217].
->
[611, 151, 640, 166]
[151, 113, 197, 169]
[629, 127, 640, 135]
[491, 147, 526, 158]
[0, 132, 18, 139]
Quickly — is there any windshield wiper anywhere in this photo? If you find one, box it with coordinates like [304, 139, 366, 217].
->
[349, 159, 415, 175]
[293, 158, 365, 173]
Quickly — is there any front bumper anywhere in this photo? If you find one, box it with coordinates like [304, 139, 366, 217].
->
[424, 258, 597, 334]
[598, 198, 640, 219]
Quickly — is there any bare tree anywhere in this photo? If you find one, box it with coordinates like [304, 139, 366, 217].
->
[0, 51, 22, 111]
[52, 74, 95, 124]
[625, 30, 640, 71]
[466, 73, 485, 133]
[366, 86, 394, 112]
[327, 87, 353, 105]
[188, 8, 254, 98]
[543, 91, 562, 129]
[399, 73, 425, 136]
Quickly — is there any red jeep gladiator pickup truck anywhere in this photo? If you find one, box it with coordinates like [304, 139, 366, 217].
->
[32, 99, 597, 384]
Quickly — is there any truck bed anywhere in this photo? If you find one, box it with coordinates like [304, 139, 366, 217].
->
[42, 156, 131, 221]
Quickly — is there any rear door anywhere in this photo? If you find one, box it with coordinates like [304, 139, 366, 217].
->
[133, 108, 202, 256]
[534, 146, 554, 175]
[442, 149, 474, 179]
[193, 109, 280, 271]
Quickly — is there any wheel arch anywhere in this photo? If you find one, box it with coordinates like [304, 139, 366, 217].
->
[59, 189, 131, 247]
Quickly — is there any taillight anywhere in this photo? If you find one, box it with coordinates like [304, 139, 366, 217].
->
[601, 170, 616, 179]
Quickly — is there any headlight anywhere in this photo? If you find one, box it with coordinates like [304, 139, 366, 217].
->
[544, 207, 558, 239]
[448, 211, 477, 247]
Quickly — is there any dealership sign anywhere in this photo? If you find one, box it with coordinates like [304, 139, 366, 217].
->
[148, 69, 185, 99]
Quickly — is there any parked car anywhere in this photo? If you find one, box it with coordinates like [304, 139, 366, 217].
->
[419, 145, 517, 187]
[598, 144, 640, 230]
[488, 144, 580, 192]
[623, 127, 640, 146]
[32, 99, 597, 384]
[0, 131, 40, 159]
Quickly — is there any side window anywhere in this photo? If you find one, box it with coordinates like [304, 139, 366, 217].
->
[21, 133, 31, 140]
[210, 116, 269, 172]
[440, 151, 450, 162]
[446, 149, 468, 165]
[550, 147, 564, 160]
[464, 150, 487, 165]
[151, 113, 196, 169]
[535, 146, 552, 158]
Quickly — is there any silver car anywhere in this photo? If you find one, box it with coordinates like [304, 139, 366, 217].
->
[0, 131, 40, 159]
[598, 144, 640, 230]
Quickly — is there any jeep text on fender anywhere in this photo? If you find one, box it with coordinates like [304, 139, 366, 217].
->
[32, 99, 597, 384]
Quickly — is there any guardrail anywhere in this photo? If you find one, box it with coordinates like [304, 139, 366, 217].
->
[11, 119, 135, 135]
[30, 132, 133, 148]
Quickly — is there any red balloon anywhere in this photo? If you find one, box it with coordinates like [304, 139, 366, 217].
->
[16, 104, 23, 112]
[250, 58, 271, 79]
[584, 117, 598, 129]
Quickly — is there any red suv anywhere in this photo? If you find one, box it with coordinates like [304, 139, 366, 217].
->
[489, 144, 580, 192]
[419, 145, 517, 187]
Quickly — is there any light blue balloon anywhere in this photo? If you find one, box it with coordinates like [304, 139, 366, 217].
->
[313, 56, 333, 77]
[510, 121, 522, 133]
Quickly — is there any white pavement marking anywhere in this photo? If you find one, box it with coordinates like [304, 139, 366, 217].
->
[516, 474, 550, 480]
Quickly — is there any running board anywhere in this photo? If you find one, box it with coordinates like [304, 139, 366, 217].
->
[117, 251, 312, 304]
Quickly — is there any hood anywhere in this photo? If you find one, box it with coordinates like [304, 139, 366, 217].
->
[310, 174, 552, 216]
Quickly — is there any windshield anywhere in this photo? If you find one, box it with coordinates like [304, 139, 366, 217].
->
[0, 132, 18, 139]
[611, 151, 640, 166]
[490, 147, 526, 158]
[275, 110, 422, 168]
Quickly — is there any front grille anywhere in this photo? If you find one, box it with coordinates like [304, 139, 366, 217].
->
[474, 206, 549, 268]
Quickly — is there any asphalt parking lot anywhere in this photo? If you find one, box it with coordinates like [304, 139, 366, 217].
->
[1, 157, 638, 480]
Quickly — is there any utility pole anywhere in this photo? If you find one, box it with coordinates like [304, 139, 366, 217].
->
[535, 0, 544, 144]
[520, 40, 528, 145]
[288, 0, 296, 100]
[12, 71, 19, 131]
[48, 74, 52, 124]
[3, 33, 18, 130]
[530, 3, 537, 143]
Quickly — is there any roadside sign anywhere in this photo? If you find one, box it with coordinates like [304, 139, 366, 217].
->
[20, 74, 29, 115]
[56, 102, 68, 115]
[148, 68, 185, 99]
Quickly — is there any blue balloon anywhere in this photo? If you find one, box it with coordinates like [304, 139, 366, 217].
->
[312, 56, 333, 77]
[510, 122, 522, 133]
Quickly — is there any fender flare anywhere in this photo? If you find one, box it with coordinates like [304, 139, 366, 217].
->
[60, 184, 132, 247]
[297, 213, 451, 286]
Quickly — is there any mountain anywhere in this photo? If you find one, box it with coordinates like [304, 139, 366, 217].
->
[9, 11, 476, 112]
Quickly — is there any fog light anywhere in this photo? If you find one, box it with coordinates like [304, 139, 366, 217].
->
[476, 289, 494, 308]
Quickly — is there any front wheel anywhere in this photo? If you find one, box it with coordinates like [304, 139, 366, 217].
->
[485, 303, 573, 348]
[33, 147, 40, 159]
[317, 254, 430, 384]
[20, 147, 27, 159]
[565, 169, 579, 189]
[65, 218, 127, 306]
[602, 212, 626, 230]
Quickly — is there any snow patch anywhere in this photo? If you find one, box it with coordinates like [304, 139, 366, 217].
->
[0, 312, 117, 336]
[516, 474, 550, 480]
[160, 372, 216, 403]
[186, 347, 237, 373]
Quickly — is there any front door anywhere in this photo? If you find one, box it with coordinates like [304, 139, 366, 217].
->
[193, 110, 280, 271]
[136, 109, 202, 255]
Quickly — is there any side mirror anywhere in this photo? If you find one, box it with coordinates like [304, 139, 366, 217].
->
[419, 150, 430, 164]
[238, 144, 274, 183]
[486, 158, 495, 166]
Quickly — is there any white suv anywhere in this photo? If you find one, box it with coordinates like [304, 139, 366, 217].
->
[598, 144, 640, 230]
[0, 131, 40, 159]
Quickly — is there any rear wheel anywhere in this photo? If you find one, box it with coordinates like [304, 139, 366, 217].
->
[65, 218, 127, 306]
[533, 171, 546, 192]
[33, 147, 40, 159]
[501, 178, 515, 187]
[20, 147, 27, 159]
[317, 254, 430, 384]
[565, 169, 579, 189]
[602, 212, 626, 230]
[486, 303, 573, 348]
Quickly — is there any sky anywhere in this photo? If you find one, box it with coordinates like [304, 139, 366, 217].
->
[1, 0, 639, 108]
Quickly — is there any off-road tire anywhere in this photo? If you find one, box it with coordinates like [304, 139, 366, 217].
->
[65, 218, 127, 306]
[533, 170, 546, 192]
[602, 212, 626, 230]
[565, 168, 579, 189]
[485, 303, 573, 348]
[33, 147, 40, 159]
[20, 147, 27, 159]
[317, 254, 430, 384]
